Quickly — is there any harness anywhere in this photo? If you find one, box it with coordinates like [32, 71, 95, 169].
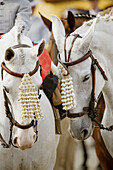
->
[0, 44, 39, 148]
[58, 34, 113, 131]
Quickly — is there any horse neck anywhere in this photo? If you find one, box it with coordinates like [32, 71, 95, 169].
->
[90, 17, 113, 112]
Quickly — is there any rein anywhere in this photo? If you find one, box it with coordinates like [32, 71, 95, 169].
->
[0, 44, 39, 148]
[58, 34, 113, 131]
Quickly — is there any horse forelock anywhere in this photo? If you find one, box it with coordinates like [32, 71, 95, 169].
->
[17, 25, 25, 44]
[84, 14, 113, 27]
[74, 13, 95, 19]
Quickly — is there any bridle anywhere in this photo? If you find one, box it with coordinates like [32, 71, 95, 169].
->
[0, 44, 39, 148]
[58, 34, 113, 131]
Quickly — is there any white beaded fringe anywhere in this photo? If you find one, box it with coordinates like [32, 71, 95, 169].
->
[19, 73, 44, 121]
[59, 63, 76, 110]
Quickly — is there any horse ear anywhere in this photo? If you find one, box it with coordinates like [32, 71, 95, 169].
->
[37, 39, 45, 56]
[67, 11, 75, 31]
[32, 39, 45, 58]
[79, 18, 97, 52]
[51, 15, 65, 53]
[5, 48, 14, 61]
[39, 12, 52, 32]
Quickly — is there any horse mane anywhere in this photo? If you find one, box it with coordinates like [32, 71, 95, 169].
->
[98, 7, 113, 16]
[17, 25, 25, 44]
[83, 14, 113, 27]
[83, 7, 113, 27]
[62, 13, 96, 22]
[74, 13, 96, 19]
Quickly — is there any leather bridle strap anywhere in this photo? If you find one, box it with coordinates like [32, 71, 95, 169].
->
[67, 111, 88, 118]
[64, 34, 81, 63]
[88, 60, 97, 118]
[1, 60, 39, 78]
[90, 55, 108, 81]
[58, 50, 93, 67]
[68, 34, 82, 62]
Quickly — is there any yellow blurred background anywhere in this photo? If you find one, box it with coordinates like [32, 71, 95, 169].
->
[34, 0, 113, 19]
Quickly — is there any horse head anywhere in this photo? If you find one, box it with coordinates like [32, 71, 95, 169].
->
[51, 15, 106, 140]
[0, 27, 45, 149]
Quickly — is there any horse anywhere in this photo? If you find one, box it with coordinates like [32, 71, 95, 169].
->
[0, 25, 59, 170]
[41, 11, 103, 170]
[51, 13, 113, 169]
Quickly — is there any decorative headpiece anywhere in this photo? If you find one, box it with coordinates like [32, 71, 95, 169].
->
[59, 63, 76, 110]
[19, 73, 44, 121]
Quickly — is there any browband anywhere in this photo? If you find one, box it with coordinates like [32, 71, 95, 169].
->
[58, 50, 92, 67]
[1, 60, 39, 78]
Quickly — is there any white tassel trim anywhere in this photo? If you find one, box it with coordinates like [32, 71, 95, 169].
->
[19, 73, 44, 121]
[59, 63, 76, 110]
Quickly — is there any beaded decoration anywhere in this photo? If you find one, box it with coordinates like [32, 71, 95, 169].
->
[59, 63, 76, 110]
[19, 73, 44, 121]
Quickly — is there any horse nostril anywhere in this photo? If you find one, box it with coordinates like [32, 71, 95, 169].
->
[13, 137, 18, 145]
[81, 129, 88, 138]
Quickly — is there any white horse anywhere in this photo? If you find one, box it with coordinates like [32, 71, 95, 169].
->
[51, 14, 113, 158]
[0, 26, 59, 170]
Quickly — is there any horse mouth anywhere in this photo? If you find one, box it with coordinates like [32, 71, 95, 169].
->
[19, 145, 32, 150]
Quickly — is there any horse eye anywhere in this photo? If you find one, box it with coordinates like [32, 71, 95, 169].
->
[83, 74, 90, 82]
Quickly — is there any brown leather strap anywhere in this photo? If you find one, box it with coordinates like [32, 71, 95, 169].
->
[13, 119, 34, 129]
[67, 111, 87, 118]
[68, 34, 81, 62]
[94, 58, 108, 81]
[88, 62, 97, 118]
[3, 88, 35, 129]
[58, 50, 92, 67]
[58, 54, 69, 75]
[64, 35, 69, 62]
[64, 34, 81, 63]
[1, 60, 39, 78]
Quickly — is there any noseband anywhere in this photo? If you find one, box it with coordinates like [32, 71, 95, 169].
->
[0, 44, 39, 148]
[58, 34, 113, 131]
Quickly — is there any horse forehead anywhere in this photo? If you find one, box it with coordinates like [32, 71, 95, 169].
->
[14, 47, 30, 54]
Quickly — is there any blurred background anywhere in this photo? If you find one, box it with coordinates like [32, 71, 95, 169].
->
[34, 0, 113, 19]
